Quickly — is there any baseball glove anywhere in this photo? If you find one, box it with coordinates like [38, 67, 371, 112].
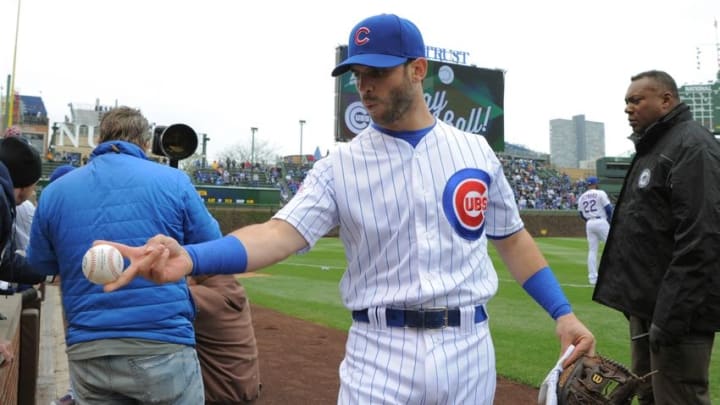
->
[556, 354, 643, 404]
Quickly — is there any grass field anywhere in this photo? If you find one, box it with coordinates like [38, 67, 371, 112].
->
[238, 237, 719, 401]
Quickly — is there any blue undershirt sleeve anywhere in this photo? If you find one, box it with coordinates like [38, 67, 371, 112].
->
[604, 204, 613, 221]
[185, 235, 248, 276]
[522, 266, 572, 320]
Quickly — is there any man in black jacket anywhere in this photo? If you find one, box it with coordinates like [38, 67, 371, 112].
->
[593, 70, 720, 404]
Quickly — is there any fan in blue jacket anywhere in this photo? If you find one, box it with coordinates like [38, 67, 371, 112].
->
[27, 107, 221, 404]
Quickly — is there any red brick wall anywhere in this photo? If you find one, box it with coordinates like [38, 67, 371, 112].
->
[520, 211, 585, 237]
[209, 207, 586, 238]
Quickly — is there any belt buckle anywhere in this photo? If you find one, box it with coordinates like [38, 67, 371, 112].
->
[420, 307, 449, 329]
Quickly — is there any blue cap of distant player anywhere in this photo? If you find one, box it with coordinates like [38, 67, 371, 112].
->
[586, 176, 599, 185]
[331, 14, 425, 77]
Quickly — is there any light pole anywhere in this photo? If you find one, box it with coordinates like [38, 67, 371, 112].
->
[49, 122, 59, 158]
[201, 133, 210, 168]
[299, 120, 306, 163]
[6, 0, 22, 128]
[250, 127, 258, 166]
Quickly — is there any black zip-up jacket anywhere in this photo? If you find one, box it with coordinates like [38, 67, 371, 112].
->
[593, 103, 720, 337]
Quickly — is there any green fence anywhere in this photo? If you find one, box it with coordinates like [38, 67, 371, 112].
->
[195, 185, 282, 207]
[36, 181, 282, 208]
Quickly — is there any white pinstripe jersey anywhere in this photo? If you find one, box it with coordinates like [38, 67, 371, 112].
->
[274, 120, 523, 310]
[577, 189, 611, 221]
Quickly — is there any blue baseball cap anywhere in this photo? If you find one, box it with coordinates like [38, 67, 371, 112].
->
[586, 176, 599, 185]
[331, 14, 425, 77]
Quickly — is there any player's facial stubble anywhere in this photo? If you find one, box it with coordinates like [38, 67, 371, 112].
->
[360, 67, 415, 127]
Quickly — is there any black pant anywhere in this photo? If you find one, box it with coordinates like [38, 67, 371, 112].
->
[629, 316, 715, 405]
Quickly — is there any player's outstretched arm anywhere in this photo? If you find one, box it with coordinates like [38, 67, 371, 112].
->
[231, 219, 307, 271]
[101, 219, 308, 292]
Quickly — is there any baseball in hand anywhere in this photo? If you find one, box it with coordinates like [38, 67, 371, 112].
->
[82, 244, 125, 285]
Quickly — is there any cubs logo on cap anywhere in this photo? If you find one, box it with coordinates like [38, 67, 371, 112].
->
[331, 14, 426, 77]
[442, 168, 492, 241]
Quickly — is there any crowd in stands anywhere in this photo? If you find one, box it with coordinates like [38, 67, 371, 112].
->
[187, 153, 592, 211]
[40, 150, 593, 211]
[192, 159, 277, 186]
[190, 159, 311, 203]
[498, 154, 590, 210]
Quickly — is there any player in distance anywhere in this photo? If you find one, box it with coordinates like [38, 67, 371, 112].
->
[576, 176, 613, 285]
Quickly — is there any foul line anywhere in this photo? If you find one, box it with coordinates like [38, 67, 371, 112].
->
[276, 262, 595, 289]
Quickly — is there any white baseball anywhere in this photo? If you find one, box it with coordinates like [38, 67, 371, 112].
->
[82, 244, 125, 285]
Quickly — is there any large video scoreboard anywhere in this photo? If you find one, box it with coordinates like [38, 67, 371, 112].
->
[333, 46, 505, 152]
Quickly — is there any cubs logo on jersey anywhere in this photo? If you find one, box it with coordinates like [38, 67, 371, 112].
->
[442, 168, 492, 241]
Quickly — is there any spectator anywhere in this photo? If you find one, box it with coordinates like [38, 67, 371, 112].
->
[188, 275, 261, 404]
[10, 154, 43, 296]
[0, 137, 46, 286]
[0, 136, 45, 375]
[27, 106, 222, 403]
[13, 199, 34, 254]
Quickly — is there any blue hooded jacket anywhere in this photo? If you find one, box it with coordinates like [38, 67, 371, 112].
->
[27, 141, 222, 346]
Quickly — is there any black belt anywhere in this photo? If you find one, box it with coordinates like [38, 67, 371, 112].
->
[352, 305, 487, 329]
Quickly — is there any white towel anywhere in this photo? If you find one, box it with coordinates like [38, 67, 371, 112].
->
[537, 344, 576, 405]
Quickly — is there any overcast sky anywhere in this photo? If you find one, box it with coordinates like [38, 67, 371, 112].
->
[1, 0, 719, 160]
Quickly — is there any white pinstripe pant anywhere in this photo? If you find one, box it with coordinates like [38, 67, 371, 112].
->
[338, 313, 494, 404]
[585, 218, 609, 285]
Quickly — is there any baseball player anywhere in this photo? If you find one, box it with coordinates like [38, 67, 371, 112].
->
[103, 13, 596, 404]
[576, 176, 613, 285]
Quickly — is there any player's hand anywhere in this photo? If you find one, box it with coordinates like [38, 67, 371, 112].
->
[0, 339, 14, 367]
[555, 313, 596, 368]
[97, 235, 193, 292]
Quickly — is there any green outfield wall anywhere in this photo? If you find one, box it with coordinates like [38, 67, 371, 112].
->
[195, 185, 282, 207]
[209, 207, 586, 238]
[36, 182, 283, 208]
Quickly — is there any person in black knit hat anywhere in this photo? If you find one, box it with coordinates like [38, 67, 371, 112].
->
[0, 136, 42, 190]
[0, 135, 46, 370]
[0, 136, 45, 284]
